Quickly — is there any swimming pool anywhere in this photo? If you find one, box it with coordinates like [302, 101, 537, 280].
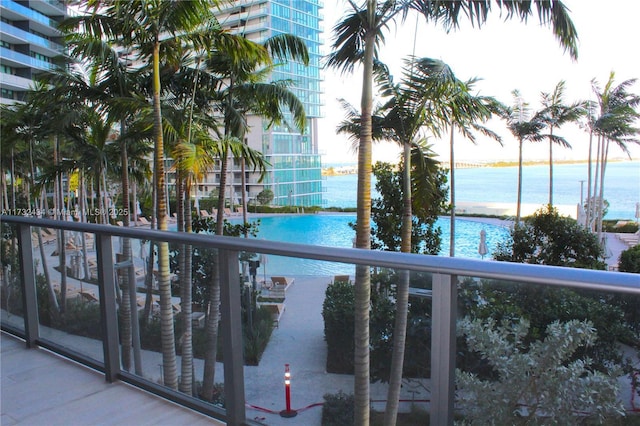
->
[237, 214, 510, 276]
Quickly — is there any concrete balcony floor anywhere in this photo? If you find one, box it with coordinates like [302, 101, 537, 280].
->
[1, 333, 224, 426]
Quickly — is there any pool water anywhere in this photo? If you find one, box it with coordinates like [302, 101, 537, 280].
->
[239, 214, 510, 276]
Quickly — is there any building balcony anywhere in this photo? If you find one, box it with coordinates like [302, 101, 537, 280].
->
[0, 47, 54, 71]
[1, 0, 63, 35]
[0, 21, 65, 55]
[1, 215, 638, 425]
[0, 72, 34, 92]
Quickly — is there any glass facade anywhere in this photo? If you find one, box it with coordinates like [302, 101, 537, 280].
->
[216, 0, 324, 207]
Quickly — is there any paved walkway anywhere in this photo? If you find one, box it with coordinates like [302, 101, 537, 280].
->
[243, 276, 429, 425]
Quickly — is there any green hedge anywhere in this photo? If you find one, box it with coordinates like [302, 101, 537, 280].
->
[322, 280, 355, 373]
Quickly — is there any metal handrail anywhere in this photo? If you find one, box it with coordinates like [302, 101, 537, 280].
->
[3, 215, 638, 292]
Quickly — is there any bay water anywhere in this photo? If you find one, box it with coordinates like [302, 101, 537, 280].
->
[323, 161, 639, 220]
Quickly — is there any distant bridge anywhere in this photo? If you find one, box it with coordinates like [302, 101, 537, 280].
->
[452, 161, 487, 169]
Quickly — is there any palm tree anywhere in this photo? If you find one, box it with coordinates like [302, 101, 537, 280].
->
[407, 59, 501, 257]
[589, 73, 639, 240]
[197, 33, 307, 402]
[503, 91, 548, 224]
[63, 0, 220, 390]
[1, 99, 59, 312]
[375, 58, 444, 422]
[337, 58, 444, 420]
[327, 2, 577, 422]
[169, 118, 220, 396]
[538, 81, 584, 206]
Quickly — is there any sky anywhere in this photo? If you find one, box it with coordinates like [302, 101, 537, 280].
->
[317, 0, 640, 165]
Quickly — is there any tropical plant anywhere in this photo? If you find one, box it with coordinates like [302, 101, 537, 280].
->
[190, 32, 306, 402]
[369, 162, 445, 254]
[62, 0, 222, 390]
[538, 80, 585, 206]
[402, 59, 501, 257]
[457, 318, 623, 424]
[327, 3, 578, 422]
[493, 205, 605, 269]
[256, 189, 274, 206]
[502, 91, 549, 224]
[619, 244, 640, 273]
[588, 73, 639, 239]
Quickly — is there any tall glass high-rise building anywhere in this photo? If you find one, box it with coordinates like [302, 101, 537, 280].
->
[213, 0, 324, 208]
[0, 0, 67, 105]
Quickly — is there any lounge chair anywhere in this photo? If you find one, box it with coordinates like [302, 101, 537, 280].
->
[79, 291, 99, 303]
[200, 210, 210, 218]
[223, 208, 232, 217]
[137, 216, 151, 226]
[271, 276, 295, 288]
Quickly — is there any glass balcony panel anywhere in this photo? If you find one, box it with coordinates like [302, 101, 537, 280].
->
[0, 22, 64, 52]
[0, 222, 25, 334]
[3, 0, 57, 27]
[35, 228, 105, 363]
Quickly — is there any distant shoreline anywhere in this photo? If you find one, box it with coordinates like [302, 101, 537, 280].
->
[322, 158, 638, 175]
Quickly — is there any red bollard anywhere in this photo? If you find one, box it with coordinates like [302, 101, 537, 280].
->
[279, 364, 298, 418]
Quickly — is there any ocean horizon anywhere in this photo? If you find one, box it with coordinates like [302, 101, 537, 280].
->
[322, 160, 639, 220]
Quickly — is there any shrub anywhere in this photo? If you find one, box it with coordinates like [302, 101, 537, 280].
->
[321, 391, 354, 426]
[494, 206, 606, 270]
[457, 318, 624, 424]
[322, 272, 433, 380]
[322, 280, 355, 373]
[242, 306, 275, 365]
[619, 244, 640, 273]
[459, 280, 629, 372]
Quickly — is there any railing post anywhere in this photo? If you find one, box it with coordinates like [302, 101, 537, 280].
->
[95, 233, 120, 382]
[219, 249, 246, 426]
[16, 223, 39, 347]
[430, 273, 457, 425]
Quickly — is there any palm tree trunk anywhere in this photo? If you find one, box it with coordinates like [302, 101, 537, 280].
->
[179, 178, 194, 396]
[202, 147, 228, 401]
[585, 129, 594, 230]
[153, 39, 178, 390]
[119, 120, 134, 372]
[384, 143, 413, 425]
[449, 126, 456, 257]
[53, 136, 68, 313]
[79, 172, 90, 280]
[240, 155, 248, 230]
[29, 139, 57, 312]
[548, 127, 554, 206]
[1, 170, 8, 212]
[596, 138, 610, 241]
[591, 134, 602, 232]
[10, 147, 16, 213]
[353, 3, 376, 423]
[516, 138, 524, 223]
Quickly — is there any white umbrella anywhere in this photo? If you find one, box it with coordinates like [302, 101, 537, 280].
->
[478, 229, 488, 259]
[577, 203, 587, 227]
[136, 200, 142, 216]
[259, 253, 268, 285]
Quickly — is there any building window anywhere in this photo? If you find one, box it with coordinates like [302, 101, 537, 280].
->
[1, 64, 15, 74]
[1, 88, 15, 99]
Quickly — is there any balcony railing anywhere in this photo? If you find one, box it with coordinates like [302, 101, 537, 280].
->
[0, 21, 64, 53]
[1, 215, 638, 425]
